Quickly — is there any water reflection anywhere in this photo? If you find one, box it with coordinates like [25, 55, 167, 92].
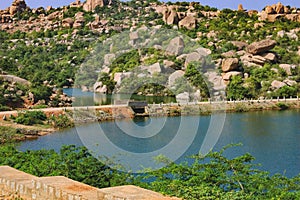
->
[64, 88, 176, 106]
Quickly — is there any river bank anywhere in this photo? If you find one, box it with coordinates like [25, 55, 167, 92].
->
[0, 98, 299, 144]
[0, 120, 56, 144]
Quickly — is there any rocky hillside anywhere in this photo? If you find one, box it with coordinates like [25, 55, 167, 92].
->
[0, 0, 299, 103]
[0, 72, 72, 110]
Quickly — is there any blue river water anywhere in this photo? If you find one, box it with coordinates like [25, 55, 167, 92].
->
[18, 108, 300, 177]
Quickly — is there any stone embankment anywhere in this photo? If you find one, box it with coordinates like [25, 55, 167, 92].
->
[0, 166, 179, 200]
[0, 98, 299, 143]
[148, 97, 300, 116]
[0, 97, 299, 122]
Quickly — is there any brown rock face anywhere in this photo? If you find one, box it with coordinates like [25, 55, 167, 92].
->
[73, 12, 85, 28]
[165, 37, 184, 56]
[9, 0, 28, 15]
[62, 18, 74, 28]
[247, 10, 258, 17]
[221, 58, 239, 72]
[222, 71, 243, 82]
[178, 16, 196, 30]
[260, 3, 298, 22]
[246, 39, 276, 55]
[166, 9, 179, 25]
[70, 0, 83, 8]
[271, 80, 286, 89]
[83, 0, 108, 12]
[47, 11, 61, 21]
[238, 4, 244, 11]
[275, 2, 284, 14]
[265, 6, 275, 14]
[285, 14, 300, 22]
[231, 41, 248, 50]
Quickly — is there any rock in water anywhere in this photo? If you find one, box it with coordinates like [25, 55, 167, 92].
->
[176, 92, 190, 103]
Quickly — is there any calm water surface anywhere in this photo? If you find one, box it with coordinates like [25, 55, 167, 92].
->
[18, 109, 300, 177]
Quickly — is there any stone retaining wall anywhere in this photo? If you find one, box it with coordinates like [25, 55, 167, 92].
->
[0, 166, 179, 200]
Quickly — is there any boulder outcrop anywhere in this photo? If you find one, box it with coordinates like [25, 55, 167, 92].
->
[165, 9, 179, 25]
[62, 18, 74, 28]
[165, 37, 184, 56]
[259, 2, 300, 22]
[83, 0, 108, 12]
[222, 71, 243, 82]
[178, 16, 196, 30]
[271, 80, 286, 89]
[73, 12, 85, 28]
[168, 70, 185, 87]
[185, 52, 203, 68]
[246, 39, 276, 55]
[70, 0, 83, 8]
[238, 4, 244, 12]
[146, 63, 162, 75]
[221, 58, 239, 72]
[9, 0, 28, 15]
[279, 64, 295, 76]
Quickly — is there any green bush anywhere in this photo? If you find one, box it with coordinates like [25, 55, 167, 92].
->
[30, 85, 52, 103]
[184, 62, 210, 98]
[0, 105, 11, 111]
[14, 111, 47, 125]
[226, 76, 249, 100]
[276, 102, 289, 110]
[139, 144, 300, 199]
[0, 126, 22, 144]
[0, 145, 130, 188]
[50, 115, 74, 129]
[0, 144, 299, 199]
[274, 85, 297, 98]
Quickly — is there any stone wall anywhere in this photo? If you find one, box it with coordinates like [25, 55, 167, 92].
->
[0, 166, 179, 200]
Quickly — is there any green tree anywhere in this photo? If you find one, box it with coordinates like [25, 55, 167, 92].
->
[185, 62, 210, 98]
[226, 76, 248, 100]
[30, 85, 52, 103]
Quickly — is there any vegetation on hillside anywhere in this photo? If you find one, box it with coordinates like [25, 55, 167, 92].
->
[0, 1, 299, 103]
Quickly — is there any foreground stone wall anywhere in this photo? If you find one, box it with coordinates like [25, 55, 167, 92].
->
[0, 166, 179, 200]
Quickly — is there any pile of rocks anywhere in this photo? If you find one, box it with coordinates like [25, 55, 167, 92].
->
[241, 39, 277, 67]
[83, 0, 114, 12]
[221, 58, 242, 84]
[155, 4, 218, 30]
[0, 0, 29, 23]
[259, 2, 300, 22]
[220, 39, 279, 84]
